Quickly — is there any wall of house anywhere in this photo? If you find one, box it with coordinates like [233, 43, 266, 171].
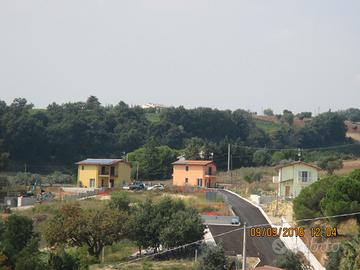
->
[77, 165, 98, 187]
[173, 165, 204, 187]
[77, 162, 131, 188]
[279, 180, 294, 197]
[173, 164, 217, 187]
[205, 164, 217, 175]
[279, 164, 319, 197]
[292, 164, 319, 197]
[116, 162, 131, 187]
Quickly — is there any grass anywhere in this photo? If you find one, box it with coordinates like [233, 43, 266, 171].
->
[98, 259, 195, 270]
[104, 240, 139, 263]
[218, 166, 277, 197]
[254, 118, 282, 133]
[171, 192, 229, 215]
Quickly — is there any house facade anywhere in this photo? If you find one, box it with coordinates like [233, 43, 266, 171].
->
[273, 161, 321, 198]
[172, 160, 217, 188]
[76, 159, 131, 188]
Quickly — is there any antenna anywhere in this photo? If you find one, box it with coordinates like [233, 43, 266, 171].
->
[297, 148, 302, 161]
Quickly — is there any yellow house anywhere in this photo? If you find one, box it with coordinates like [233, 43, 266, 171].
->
[273, 161, 321, 198]
[76, 158, 131, 188]
[172, 160, 217, 188]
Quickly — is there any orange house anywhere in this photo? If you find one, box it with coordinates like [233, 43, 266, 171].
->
[172, 160, 217, 188]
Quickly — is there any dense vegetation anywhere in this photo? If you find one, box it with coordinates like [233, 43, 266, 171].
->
[293, 169, 360, 223]
[0, 96, 358, 179]
[0, 194, 205, 269]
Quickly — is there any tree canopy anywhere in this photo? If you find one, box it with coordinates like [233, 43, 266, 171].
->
[0, 97, 354, 177]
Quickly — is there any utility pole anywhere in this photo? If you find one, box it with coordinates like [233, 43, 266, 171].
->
[101, 246, 105, 263]
[195, 249, 198, 262]
[227, 144, 231, 172]
[24, 163, 27, 173]
[136, 162, 139, 181]
[242, 222, 247, 270]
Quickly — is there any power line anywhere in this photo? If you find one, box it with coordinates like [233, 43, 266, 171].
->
[112, 210, 360, 267]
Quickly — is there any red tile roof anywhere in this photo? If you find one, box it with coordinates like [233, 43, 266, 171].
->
[172, 160, 214, 166]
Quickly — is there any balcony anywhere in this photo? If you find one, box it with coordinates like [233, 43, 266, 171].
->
[99, 172, 118, 177]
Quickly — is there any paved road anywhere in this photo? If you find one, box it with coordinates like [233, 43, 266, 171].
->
[208, 190, 282, 266]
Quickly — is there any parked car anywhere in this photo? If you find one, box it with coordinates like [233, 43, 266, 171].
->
[231, 217, 240, 225]
[129, 182, 146, 190]
[147, 184, 165, 191]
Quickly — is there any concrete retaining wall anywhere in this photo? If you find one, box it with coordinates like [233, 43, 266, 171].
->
[279, 218, 325, 270]
[62, 187, 99, 193]
[225, 189, 325, 270]
[17, 196, 37, 207]
[249, 194, 276, 205]
[4, 197, 18, 207]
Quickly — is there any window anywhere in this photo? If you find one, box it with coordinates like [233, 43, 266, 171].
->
[185, 178, 188, 183]
[185, 166, 189, 171]
[197, 178, 203, 187]
[208, 167, 212, 175]
[298, 171, 311, 182]
[81, 166, 84, 170]
[89, 179, 95, 187]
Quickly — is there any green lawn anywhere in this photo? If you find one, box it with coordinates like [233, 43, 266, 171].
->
[254, 118, 282, 133]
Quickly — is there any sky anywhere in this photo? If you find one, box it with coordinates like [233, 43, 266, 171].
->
[0, 0, 360, 114]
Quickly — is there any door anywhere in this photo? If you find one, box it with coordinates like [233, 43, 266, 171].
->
[90, 179, 95, 188]
[285, 186, 290, 197]
[109, 179, 114, 188]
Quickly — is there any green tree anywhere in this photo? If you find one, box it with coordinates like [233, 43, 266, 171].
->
[0, 215, 39, 268]
[296, 112, 312, 120]
[196, 245, 227, 270]
[130, 199, 158, 252]
[317, 156, 343, 175]
[108, 191, 131, 212]
[160, 208, 204, 248]
[14, 237, 46, 270]
[131, 198, 203, 252]
[282, 109, 294, 125]
[293, 176, 338, 222]
[1, 215, 34, 265]
[274, 251, 303, 270]
[263, 108, 274, 116]
[252, 149, 271, 166]
[271, 151, 287, 165]
[326, 234, 360, 270]
[320, 177, 360, 221]
[128, 142, 178, 180]
[48, 249, 80, 270]
[183, 138, 205, 160]
[45, 203, 129, 258]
